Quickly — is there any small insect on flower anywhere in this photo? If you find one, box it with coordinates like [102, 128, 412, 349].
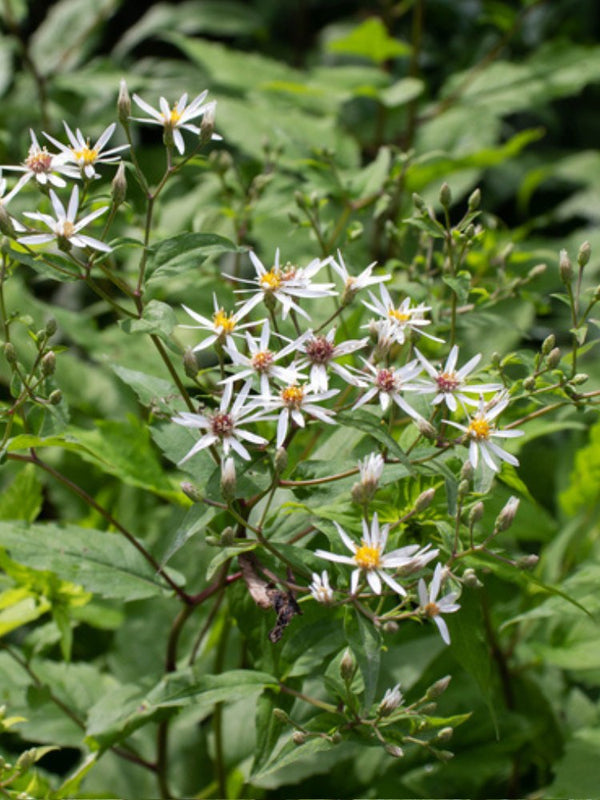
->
[315, 513, 436, 597]
[131, 90, 220, 155]
[446, 392, 524, 472]
[417, 563, 460, 645]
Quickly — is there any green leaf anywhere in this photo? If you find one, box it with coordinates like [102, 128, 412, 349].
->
[379, 77, 424, 107]
[0, 464, 42, 522]
[443, 270, 471, 304]
[0, 522, 173, 600]
[327, 18, 411, 64]
[110, 364, 177, 413]
[252, 688, 294, 776]
[147, 232, 243, 285]
[337, 409, 413, 470]
[160, 502, 220, 566]
[344, 607, 381, 708]
[251, 732, 336, 782]
[119, 300, 177, 342]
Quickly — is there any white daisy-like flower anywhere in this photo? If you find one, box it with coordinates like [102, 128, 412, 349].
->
[18, 185, 111, 252]
[235, 249, 336, 320]
[44, 122, 129, 180]
[2, 130, 79, 188]
[415, 345, 501, 412]
[131, 91, 218, 155]
[353, 359, 424, 420]
[172, 382, 272, 464]
[265, 382, 338, 448]
[221, 320, 305, 397]
[331, 250, 391, 304]
[378, 683, 403, 716]
[315, 513, 434, 596]
[363, 285, 443, 345]
[309, 571, 334, 604]
[417, 563, 460, 645]
[297, 327, 368, 392]
[446, 393, 524, 472]
[181, 295, 256, 353]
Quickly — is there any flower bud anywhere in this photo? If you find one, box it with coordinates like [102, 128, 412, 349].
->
[468, 188, 481, 211]
[523, 376, 536, 392]
[594, 285, 600, 301]
[416, 418, 437, 440]
[41, 351, 56, 376]
[383, 620, 399, 634]
[439, 182, 452, 208]
[546, 347, 561, 368]
[4, 342, 16, 364]
[419, 702, 437, 715]
[559, 249, 573, 284]
[415, 487, 435, 512]
[462, 568, 482, 588]
[435, 726, 454, 743]
[183, 348, 199, 379]
[426, 675, 451, 700]
[292, 731, 306, 746]
[118, 79, 131, 124]
[495, 496, 519, 532]
[45, 318, 57, 337]
[220, 526, 235, 547]
[384, 744, 405, 758]
[541, 334, 555, 355]
[340, 649, 355, 683]
[330, 731, 342, 744]
[571, 373, 589, 385]
[274, 447, 288, 474]
[578, 240, 591, 268]
[181, 481, 202, 502]
[48, 389, 62, 405]
[272, 708, 290, 723]
[460, 460, 473, 481]
[465, 223, 476, 239]
[199, 101, 216, 146]
[111, 161, 127, 206]
[469, 501, 484, 526]
[0, 205, 16, 238]
[437, 749, 454, 762]
[412, 192, 426, 212]
[457, 479, 470, 498]
[220, 458, 236, 502]
[528, 263, 546, 280]
[518, 553, 539, 570]
[378, 684, 403, 716]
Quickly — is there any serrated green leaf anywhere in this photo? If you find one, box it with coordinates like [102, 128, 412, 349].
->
[119, 300, 177, 340]
[443, 270, 471, 304]
[337, 409, 413, 470]
[0, 464, 42, 522]
[147, 232, 242, 284]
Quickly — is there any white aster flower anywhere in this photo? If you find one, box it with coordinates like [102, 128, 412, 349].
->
[315, 513, 433, 597]
[235, 249, 336, 320]
[417, 563, 460, 645]
[131, 90, 218, 155]
[221, 320, 304, 396]
[446, 393, 524, 472]
[2, 130, 79, 188]
[363, 285, 443, 345]
[44, 122, 129, 180]
[18, 185, 111, 252]
[353, 359, 424, 420]
[378, 683, 403, 716]
[415, 345, 501, 412]
[266, 382, 338, 448]
[297, 327, 368, 392]
[331, 250, 391, 304]
[172, 382, 272, 464]
[181, 295, 256, 353]
[309, 571, 334, 604]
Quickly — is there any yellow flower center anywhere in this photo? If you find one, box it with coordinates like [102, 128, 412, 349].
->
[281, 385, 304, 407]
[467, 417, 491, 440]
[354, 542, 382, 570]
[388, 309, 411, 322]
[26, 148, 52, 174]
[167, 106, 182, 126]
[259, 269, 282, 291]
[73, 143, 99, 166]
[213, 309, 236, 334]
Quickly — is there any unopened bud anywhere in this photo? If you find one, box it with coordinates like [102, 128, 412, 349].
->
[458, 479, 470, 498]
[330, 731, 342, 744]
[419, 702, 437, 715]
[495, 496, 519, 532]
[41, 351, 56, 376]
[518, 553, 539, 570]
[594, 285, 600, 301]
[416, 418, 436, 440]
[426, 675, 451, 700]
[491, 352, 501, 367]
[435, 727, 454, 744]
[546, 347, 561, 368]
[4, 342, 16, 364]
[523, 376, 536, 392]
[578, 240, 591, 268]
[541, 334, 555, 355]
[199, 102, 216, 146]
[274, 447, 288, 474]
[462, 568, 482, 588]
[272, 708, 290, 723]
[183, 348, 198, 379]
[469, 502, 484, 526]
[571, 373, 589, 385]
[118, 79, 131, 124]
[378, 684, 403, 716]
[16, 748, 36, 772]
[292, 731, 306, 746]
[412, 192, 426, 212]
[437, 749, 454, 762]
[465, 223, 476, 239]
[415, 488, 435, 512]
[384, 744, 405, 758]
[220, 457, 236, 502]
[528, 263, 546, 279]
[181, 481, 202, 502]
[0, 205, 16, 238]
[383, 620, 399, 634]
[45, 318, 57, 337]
[48, 389, 62, 405]
[559, 249, 573, 284]
[220, 526, 235, 547]
[340, 649, 355, 683]
[439, 182, 452, 208]
[111, 161, 127, 206]
[468, 187, 481, 212]
[460, 460, 473, 481]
